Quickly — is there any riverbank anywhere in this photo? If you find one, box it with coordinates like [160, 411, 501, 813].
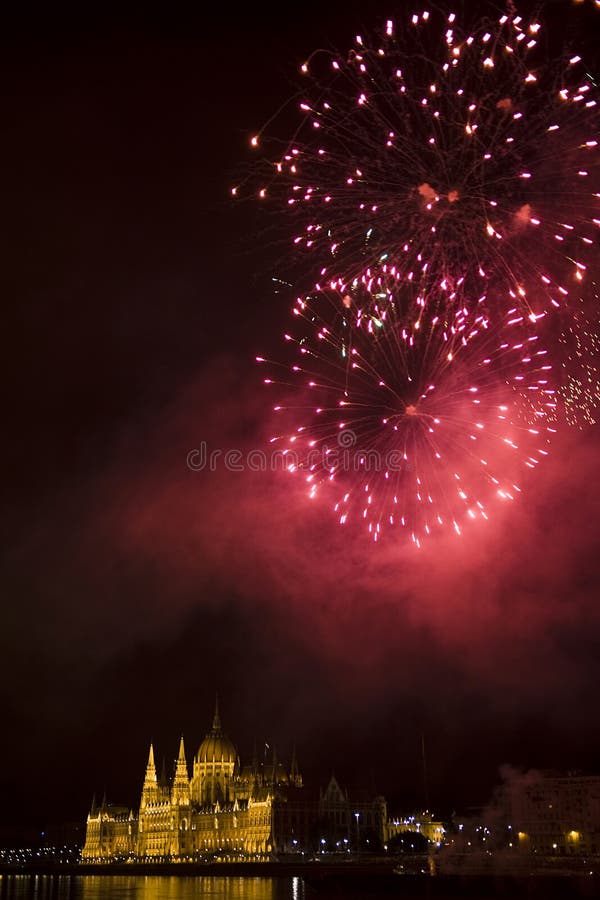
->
[0, 860, 598, 897]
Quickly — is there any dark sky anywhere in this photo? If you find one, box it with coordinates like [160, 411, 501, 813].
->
[0, 0, 599, 838]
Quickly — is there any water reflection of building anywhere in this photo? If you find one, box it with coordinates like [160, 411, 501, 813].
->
[82, 702, 386, 862]
[78, 876, 283, 900]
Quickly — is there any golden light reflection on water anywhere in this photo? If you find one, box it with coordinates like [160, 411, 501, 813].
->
[0, 875, 304, 900]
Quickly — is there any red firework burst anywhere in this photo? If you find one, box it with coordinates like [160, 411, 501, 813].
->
[238, 6, 599, 317]
[259, 264, 556, 543]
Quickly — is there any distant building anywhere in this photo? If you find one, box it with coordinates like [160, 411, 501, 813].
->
[385, 812, 445, 846]
[82, 702, 387, 862]
[499, 771, 600, 856]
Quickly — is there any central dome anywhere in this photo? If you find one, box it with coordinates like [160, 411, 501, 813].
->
[197, 703, 238, 765]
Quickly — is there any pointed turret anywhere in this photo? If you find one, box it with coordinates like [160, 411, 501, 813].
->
[290, 743, 302, 787]
[175, 736, 189, 781]
[141, 742, 158, 807]
[212, 694, 221, 732]
[252, 737, 259, 779]
[146, 743, 156, 776]
[171, 735, 191, 806]
[158, 756, 171, 800]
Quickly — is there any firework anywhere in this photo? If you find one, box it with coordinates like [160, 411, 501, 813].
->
[238, 4, 600, 541]
[556, 281, 600, 426]
[259, 265, 556, 543]
[239, 6, 599, 317]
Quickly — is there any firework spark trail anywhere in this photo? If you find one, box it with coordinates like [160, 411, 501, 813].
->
[258, 264, 556, 543]
[555, 281, 600, 426]
[239, 6, 599, 318]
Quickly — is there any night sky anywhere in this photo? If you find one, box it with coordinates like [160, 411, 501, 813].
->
[1, 0, 599, 839]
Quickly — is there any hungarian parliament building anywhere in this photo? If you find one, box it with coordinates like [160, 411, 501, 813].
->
[82, 703, 401, 862]
[85, 702, 600, 864]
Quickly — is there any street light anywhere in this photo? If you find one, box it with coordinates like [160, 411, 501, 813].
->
[354, 813, 360, 859]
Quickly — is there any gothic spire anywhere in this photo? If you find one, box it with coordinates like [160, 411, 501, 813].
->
[146, 742, 156, 777]
[141, 741, 158, 805]
[212, 694, 221, 732]
[290, 743, 299, 779]
[174, 736, 189, 780]
[272, 745, 278, 784]
[171, 735, 190, 805]
[159, 756, 170, 791]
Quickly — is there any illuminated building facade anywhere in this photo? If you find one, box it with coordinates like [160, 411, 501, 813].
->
[385, 812, 445, 847]
[500, 772, 600, 856]
[82, 704, 387, 862]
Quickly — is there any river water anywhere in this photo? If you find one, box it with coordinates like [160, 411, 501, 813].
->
[2, 872, 597, 899]
[0, 876, 306, 900]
